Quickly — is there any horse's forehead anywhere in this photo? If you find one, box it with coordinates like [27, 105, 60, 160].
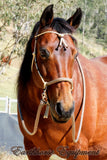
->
[37, 35, 57, 50]
[38, 33, 74, 49]
[39, 31, 57, 42]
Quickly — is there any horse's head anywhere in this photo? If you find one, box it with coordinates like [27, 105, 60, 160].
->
[32, 5, 82, 123]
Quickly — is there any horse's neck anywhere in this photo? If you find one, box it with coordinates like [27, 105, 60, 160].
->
[72, 55, 85, 114]
[18, 76, 42, 118]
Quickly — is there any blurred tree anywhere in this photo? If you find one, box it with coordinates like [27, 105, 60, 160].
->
[0, 0, 106, 59]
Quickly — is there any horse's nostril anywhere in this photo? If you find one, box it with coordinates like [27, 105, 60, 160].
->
[55, 102, 63, 116]
[55, 101, 75, 118]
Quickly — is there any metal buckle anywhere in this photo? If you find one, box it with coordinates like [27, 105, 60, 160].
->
[41, 88, 50, 119]
[41, 88, 48, 104]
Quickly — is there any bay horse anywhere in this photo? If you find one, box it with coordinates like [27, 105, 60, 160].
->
[17, 5, 107, 160]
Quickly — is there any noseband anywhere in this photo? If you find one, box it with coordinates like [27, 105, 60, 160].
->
[18, 31, 86, 143]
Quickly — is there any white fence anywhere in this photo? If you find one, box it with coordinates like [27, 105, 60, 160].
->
[0, 96, 17, 114]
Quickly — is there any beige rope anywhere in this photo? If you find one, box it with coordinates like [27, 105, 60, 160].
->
[45, 77, 73, 90]
[31, 53, 35, 72]
[21, 101, 44, 136]
[35, 30, 72, 39]
[71, 57, 86, 143]
[43, 104, 50, 118]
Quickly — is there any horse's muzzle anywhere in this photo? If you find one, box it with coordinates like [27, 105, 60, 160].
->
[51, 101, 75, 123]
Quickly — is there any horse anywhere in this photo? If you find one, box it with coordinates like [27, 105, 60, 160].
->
[17, 4, 107, 160]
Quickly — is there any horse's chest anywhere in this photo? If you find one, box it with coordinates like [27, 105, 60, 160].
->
[43, 127, 67, 148]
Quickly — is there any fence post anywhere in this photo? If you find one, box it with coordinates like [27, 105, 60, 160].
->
[8, 98, 11, 114]
[0, 96, 17, 113]
[5, 96, 8, 113]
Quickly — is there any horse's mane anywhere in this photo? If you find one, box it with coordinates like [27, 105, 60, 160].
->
[51, 18, 74, 33]
[17, 22, 40, 87]
[17, 18, 76, 87]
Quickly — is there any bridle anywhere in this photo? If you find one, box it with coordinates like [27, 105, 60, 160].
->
[18, 31, 86, 143]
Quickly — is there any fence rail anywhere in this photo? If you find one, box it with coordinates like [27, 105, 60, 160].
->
[0, 96, 17, 114]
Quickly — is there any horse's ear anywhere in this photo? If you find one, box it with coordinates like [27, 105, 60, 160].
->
[67, 8, 82, 29]
[40, 4, 54, 27]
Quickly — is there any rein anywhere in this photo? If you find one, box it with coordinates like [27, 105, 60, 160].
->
[18, 31, 86, 143]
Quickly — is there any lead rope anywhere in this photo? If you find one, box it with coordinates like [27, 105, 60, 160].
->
[21, 101, 44, 136]
[20, 89, 48, 136]
[71, 56, 86, 143]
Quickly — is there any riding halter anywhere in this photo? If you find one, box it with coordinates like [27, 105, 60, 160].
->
[18, 30, 86, 143]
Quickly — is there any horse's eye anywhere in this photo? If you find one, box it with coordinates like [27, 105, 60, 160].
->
[40, 48, 50, 59]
